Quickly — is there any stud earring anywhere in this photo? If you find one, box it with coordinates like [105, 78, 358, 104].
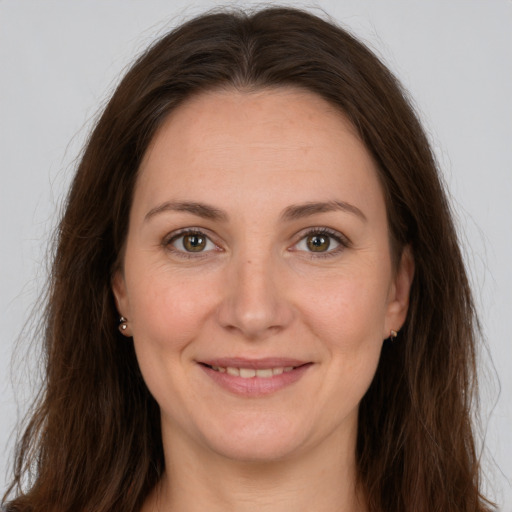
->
[119, 316, 128, 333]
[389, 329, 398, 341]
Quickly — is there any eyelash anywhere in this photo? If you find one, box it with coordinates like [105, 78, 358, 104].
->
[291, 227, 350, 259]
[163, 227, 350, 259]
[163, 228, 220, 260]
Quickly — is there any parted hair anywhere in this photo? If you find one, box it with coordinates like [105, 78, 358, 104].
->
[4, 7, 492, 512]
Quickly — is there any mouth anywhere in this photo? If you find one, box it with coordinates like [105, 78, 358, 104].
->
[197, 358, 312, 396]
[201, 364, 298, 378]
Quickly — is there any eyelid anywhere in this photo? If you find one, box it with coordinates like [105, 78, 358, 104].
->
[163, 227, 222, 257]
[289, 227, 351, 257]
[161, 226, 350, 259]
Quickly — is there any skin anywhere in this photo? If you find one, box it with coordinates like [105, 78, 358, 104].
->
[113, 88, 414, 512]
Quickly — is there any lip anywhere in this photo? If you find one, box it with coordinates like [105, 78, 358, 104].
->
[197, 357, 313, 397]
[200, 357, 308, 369]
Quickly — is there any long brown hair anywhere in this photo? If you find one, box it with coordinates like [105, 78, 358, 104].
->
[3, 7, 493, 512]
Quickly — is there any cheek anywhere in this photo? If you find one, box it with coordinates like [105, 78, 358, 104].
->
[126, 269, 220, 410]
[127, 265, 219, 354]
[311, 276, 387, 408]
[299, 264, 391, 349]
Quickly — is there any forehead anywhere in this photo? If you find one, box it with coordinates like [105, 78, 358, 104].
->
[142, 87, 362, 166]
[135, 87, 384, 219]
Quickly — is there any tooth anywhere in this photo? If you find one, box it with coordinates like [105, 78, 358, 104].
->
[255, 368, 273, 378]
[216, 365, 297, 377]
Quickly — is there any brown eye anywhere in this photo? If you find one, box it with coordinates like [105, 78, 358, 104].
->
[169, 231, 216, 254]
[306, 234, 331, 252]
[293, 229, 344, 256]
[182, 234, 206, 252]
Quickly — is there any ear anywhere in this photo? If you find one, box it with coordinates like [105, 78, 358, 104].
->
[384, 245, 415, 337]
[112, 269, 133, 336]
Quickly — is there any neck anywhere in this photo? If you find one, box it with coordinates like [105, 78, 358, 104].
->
[144, 423, 366, 512]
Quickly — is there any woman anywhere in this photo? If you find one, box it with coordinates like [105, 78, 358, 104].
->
[2, 7, 494, 512]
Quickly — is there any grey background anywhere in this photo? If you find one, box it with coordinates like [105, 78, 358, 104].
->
[1, 0, 511, 509]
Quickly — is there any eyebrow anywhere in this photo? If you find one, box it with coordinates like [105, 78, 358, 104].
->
[144, 199, 366, 223]
[280, 200, 367, 222]
[144, 201, 228, 222]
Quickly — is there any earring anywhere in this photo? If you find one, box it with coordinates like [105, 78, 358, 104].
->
[389, 329, 398, 341]
[119, 316, 128, 333]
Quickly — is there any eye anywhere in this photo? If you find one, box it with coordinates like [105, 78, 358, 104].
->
[167, 230, 218, 254]
[292, 228, 348, 256]
[304, 233, 336, 252]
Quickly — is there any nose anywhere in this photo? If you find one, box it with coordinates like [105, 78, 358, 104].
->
[216, 253, 294, 340]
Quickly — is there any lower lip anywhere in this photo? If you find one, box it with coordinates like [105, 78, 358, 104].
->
[199, 364, 312, 397]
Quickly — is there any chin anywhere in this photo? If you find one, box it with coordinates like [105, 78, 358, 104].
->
[195, 413, 316, 464]
[210, 437, 304, 464]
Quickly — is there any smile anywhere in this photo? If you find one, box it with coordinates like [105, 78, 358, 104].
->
[206, 365, 295, 378]
[198, 358, 312, 396]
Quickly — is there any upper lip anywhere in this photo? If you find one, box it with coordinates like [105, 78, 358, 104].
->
[198, 357, 309, 369]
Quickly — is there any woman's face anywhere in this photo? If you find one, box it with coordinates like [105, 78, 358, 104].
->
[113, 88, 413, 463]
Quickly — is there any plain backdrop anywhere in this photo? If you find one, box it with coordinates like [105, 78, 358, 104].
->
[1, 0, 511, 509]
